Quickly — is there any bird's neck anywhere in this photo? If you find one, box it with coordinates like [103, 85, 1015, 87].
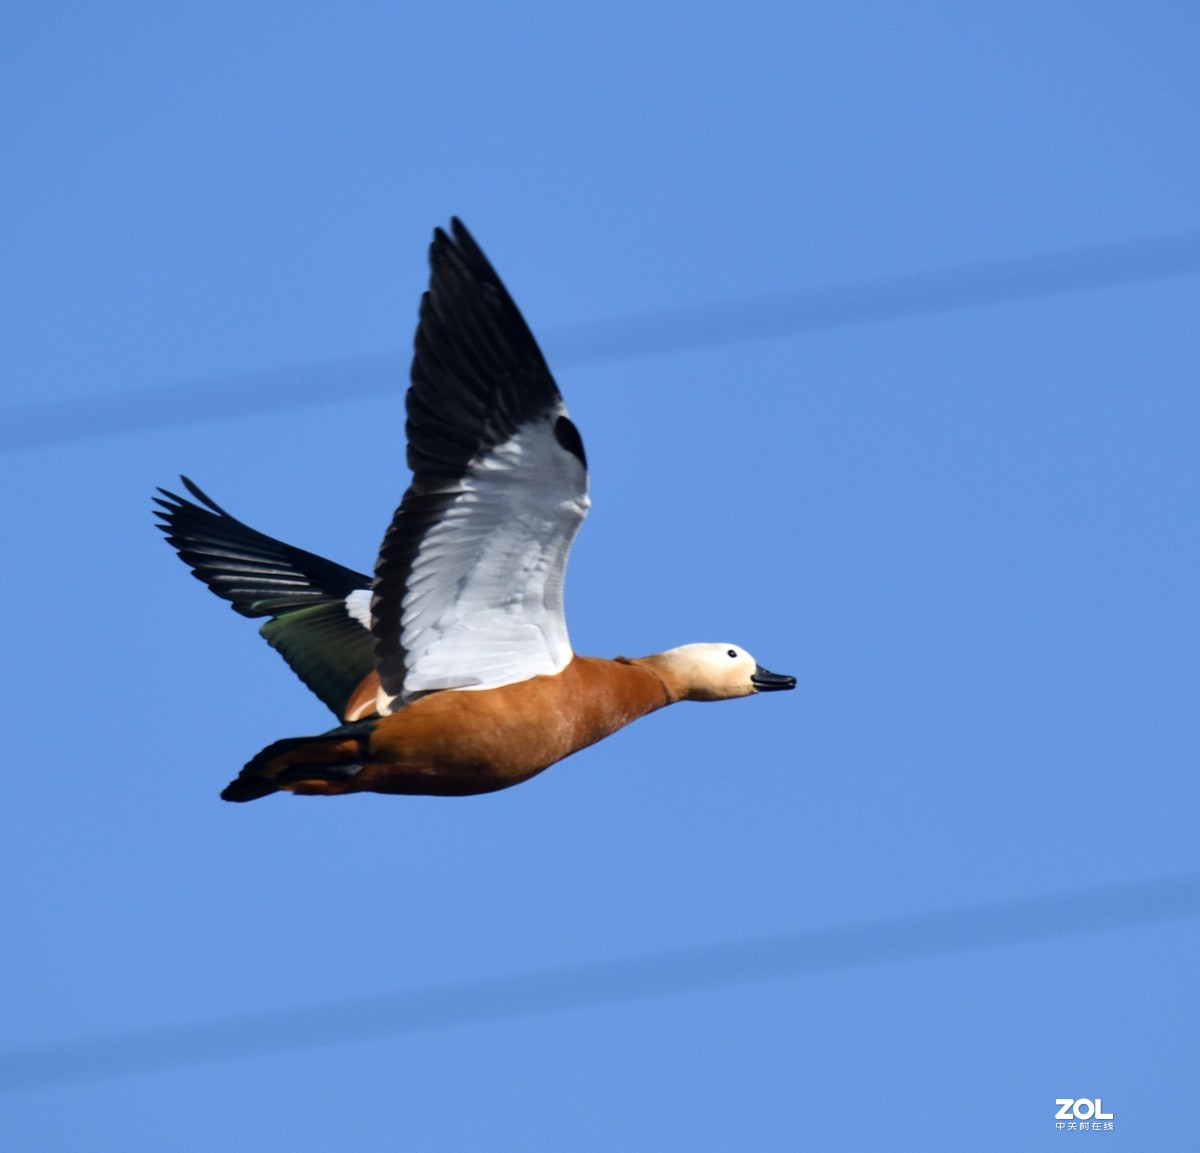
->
[565, 655, 679, 738]
[607, 654, 687, 706]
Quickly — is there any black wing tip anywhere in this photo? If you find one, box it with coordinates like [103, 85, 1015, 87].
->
[178, 475, 226, 513]
[153, 478, 243, 555]
[152, 483, 194, 535]
[429, 217, 502, 293]
[437, 216, 472, 246]
[153, 476, 228, 522]
[447, 216, 481, 260]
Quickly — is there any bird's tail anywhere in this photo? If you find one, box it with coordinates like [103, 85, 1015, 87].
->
[222, 720, 377, 802]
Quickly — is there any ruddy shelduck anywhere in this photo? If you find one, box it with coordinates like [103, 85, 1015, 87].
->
[157, 219, 794, 802]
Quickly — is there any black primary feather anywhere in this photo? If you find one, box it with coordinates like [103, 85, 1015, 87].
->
[155, 477, 369, 615]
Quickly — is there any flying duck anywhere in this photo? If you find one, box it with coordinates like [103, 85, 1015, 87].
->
[156, 219, 794, 802]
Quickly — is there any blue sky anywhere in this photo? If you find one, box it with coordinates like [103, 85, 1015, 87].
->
[1, 3, 1197, 1149]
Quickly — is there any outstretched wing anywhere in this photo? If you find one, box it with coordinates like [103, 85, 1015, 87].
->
[155, 478, 376, 719]
[371, 219, 590, 712]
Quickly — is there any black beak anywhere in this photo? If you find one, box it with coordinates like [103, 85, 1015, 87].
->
[750, 665, 796, 692]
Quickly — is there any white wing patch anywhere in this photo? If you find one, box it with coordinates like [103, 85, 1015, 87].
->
[378, 403, 590, 713]
[344, 589, 372, 629]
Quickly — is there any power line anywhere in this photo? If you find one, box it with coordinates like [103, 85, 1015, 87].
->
[0, 354, 404, 456]
[3, 228, 1199, 455]
[2, 872, 1196, 1092]
[550, 226, 1200, 360]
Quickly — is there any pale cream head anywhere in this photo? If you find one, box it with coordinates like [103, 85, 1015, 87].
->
[655, 643, 795, 702]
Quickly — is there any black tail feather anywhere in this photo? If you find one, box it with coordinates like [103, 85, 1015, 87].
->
[220, 775, 282, 803]
[222, 720, 376, 803]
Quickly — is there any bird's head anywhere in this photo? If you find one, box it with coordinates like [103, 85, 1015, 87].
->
[654, 643, 796, 702]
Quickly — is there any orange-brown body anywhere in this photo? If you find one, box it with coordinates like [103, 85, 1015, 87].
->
[246, 655, 681, 799]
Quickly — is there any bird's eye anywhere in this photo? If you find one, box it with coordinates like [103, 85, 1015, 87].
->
[727, 649, 738, 659]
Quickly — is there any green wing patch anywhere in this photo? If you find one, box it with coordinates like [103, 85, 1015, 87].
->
[259, 603, 375, 719]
